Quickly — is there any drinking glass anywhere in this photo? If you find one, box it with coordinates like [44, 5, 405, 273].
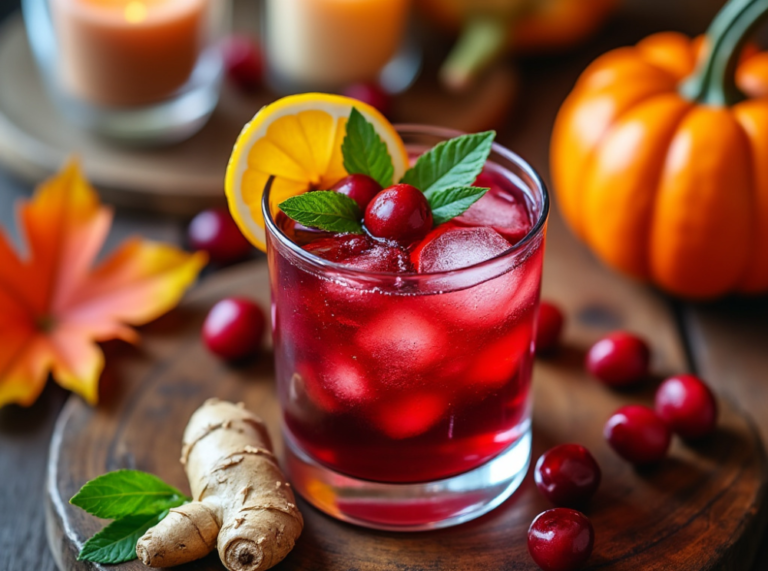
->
[265, 125, 549, 530]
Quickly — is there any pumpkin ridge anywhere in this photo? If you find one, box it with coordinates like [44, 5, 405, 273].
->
[582, 93, 694, 279]
[551, 42, 680, 239]
[732, 101, 768, 292]
[558, 80, 677, 237]
[649, 107, 753, 297]
[636, 32, 699, 82]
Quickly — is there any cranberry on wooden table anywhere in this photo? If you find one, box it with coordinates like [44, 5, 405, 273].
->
[331, 174, 382, 211]
[536, 301, 565, 354]
[364, 184, 433, 243]
[188, 208, 252, 265]
[655, 374, 718, 439]
[534, 444, 601, 507]
[604, 405, 671, 465]
[203, 298, 266, 361]
[586, 331, 650, 387]
[528, 508, 594, 571]
[222, 35, 263, 91]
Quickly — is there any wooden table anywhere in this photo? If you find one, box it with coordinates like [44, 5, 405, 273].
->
[2, 0, 768, 570]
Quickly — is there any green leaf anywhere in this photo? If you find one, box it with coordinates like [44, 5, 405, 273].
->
[342, 108, 394, 188]
[401, 131, 495, 198]
[70, 470, 188, 520]
[428, 186, 489, 225]
[78, 511, 169, 564]
[279, 191, 364, 234]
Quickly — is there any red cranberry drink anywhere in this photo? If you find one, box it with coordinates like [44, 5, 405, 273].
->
[226, 95, 548, 530]
[272, 166, 542, 483]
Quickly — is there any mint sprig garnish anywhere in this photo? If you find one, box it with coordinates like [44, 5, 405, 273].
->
[342, 108, 394, 188]
[279, 191, 364, 234]
[70, 470, 189, 564]
[278, 116, 496, 234]
[427, 186, 489, 225]
[401, 131, 495, 199]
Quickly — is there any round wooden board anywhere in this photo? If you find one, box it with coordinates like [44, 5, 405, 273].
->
[0, 10, 515, 216]
[46, 258, 768, 571]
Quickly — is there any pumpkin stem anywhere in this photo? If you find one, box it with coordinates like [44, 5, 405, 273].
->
[439, 14, 510, 92]
[681, 0, 768, 106]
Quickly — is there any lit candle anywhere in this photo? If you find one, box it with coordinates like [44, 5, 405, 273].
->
[51, 0, 211, 107]
[265, 0, 411, 89]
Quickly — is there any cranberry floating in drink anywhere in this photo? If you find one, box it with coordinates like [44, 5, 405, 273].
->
[225, 95, 548, 530]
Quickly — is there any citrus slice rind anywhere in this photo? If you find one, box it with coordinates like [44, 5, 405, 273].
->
[225, 93, 410, 251]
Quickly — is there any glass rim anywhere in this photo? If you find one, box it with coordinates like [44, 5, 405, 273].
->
[262, 123, 550, 282]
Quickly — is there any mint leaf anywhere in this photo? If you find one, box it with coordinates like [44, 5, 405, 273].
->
[78, 511, 169, 564]
[70, 470, 188, 520]
[279, 191, 364, 234]
[342, 108, 394, 188]
[428, 186, 489, 225]
[401, 131, 495, 198]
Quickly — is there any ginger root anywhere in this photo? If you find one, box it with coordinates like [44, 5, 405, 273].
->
[136, 399, 303, 571]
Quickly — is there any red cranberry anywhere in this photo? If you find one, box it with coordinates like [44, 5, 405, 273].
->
[331, 174, 382, 210]
[586, 331, 650, 387]
[536, 302, 565, 354]
[222, 35, 263, 92]
[655, 374, 718, 439]
[203, 298, 265, 361]
[528, 508, 594, 571]
[188, 208, 252, 265]
[604, 405, 671, 465]
[534, 444, 601, 507]
[342, 83, 392, 116]
[364, 184, 433, 243]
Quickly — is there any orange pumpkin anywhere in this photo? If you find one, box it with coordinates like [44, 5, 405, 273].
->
[551, 0, 768, 299]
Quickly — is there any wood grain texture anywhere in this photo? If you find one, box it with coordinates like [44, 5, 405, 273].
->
[683, 299, 768, 569]
[46, 213, 768, 570]
[685, 299, 768, 441]
[0, 383, 67, 571]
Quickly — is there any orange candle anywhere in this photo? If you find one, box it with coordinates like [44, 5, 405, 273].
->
[266, 0, 411, 88]
[51, 0, 210, 107]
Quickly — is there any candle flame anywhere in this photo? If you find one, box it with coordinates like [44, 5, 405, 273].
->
[124, 1, 147, 24]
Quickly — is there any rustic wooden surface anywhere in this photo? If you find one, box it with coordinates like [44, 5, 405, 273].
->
[46, 253, 767, 571]
[4, 0, 768, 570]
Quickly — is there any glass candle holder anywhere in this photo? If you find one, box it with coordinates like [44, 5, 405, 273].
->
[264, 125, 549, 531]
[262, 0, 420, 94]
[23, 0, 231, 144]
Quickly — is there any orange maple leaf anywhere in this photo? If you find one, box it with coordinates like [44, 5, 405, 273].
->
[0, 161, 207, 407]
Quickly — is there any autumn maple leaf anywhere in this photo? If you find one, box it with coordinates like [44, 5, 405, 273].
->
[0, 162, 207, 407]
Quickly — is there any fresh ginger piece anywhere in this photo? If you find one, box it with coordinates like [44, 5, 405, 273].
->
[136, 399, 303, 571]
